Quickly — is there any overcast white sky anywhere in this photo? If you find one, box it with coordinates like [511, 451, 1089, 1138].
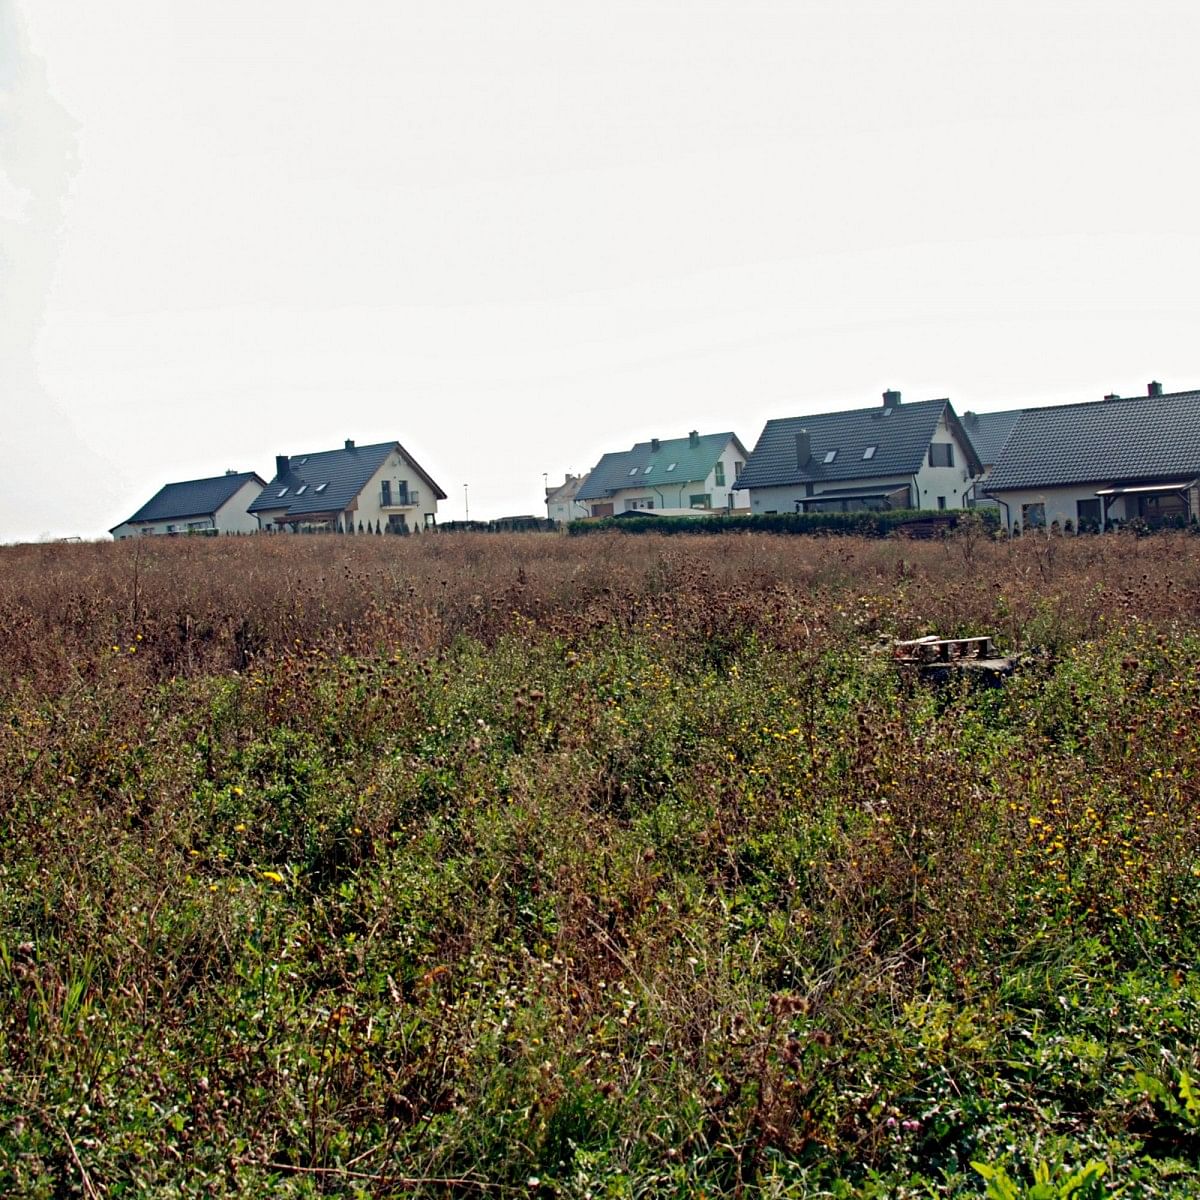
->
[2, 1, 1199, 540]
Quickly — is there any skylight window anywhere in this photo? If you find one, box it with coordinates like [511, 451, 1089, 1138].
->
[629, 467, 639, 476]
[862, 445, 877, 460]
[315, 482, 328, 493]
[298, 456, 309, 464]
[295, 484, 308, 495]
[881, 406, 894, 417]
[643, 465, 653, 474]
[823, 450, 838, 464]
[277, 488, 289, 497]
[666, 463, 677, 472]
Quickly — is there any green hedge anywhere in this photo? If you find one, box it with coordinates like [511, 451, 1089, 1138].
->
[568, 508, 1000, 538]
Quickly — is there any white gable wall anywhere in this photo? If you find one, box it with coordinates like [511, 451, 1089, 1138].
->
[214, 478, 265, 533]
[912, 415, 977, 511]
[351, 448, 440, 531]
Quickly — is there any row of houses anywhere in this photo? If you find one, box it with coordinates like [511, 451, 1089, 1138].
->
[552, 382, 1200, 533]
[112, 381, 1200, 540]
[112, 440, 446, 539]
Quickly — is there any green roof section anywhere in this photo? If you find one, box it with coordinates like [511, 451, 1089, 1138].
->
[576, 432, 747, 501]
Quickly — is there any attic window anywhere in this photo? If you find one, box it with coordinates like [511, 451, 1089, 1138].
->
[862, 445, 877, 460]
[666, 463, 677, 472]
[881, 406, 894, 417]
[295, 484, 308, 495]
[298, 457, 308, 465]
[277, 488, 289, 497]
[823, 450, 838, 464]
[628, 467, 639, 476]
[643, 465, 653, 474]
[315, 482, 328, 493]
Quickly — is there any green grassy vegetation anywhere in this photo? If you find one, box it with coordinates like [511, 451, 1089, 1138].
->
[1, 532, 1198, 1197]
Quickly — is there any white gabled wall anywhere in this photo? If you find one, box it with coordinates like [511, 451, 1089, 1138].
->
[346, 447, 440, 532]
[912, 414, 977, 511]
[215, 478, 265, 533]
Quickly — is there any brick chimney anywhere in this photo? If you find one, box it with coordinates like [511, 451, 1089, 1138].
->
[651, 437, 661, 452]
[275, 455, 289, 478]
[344, 439, 356, 451]
[1148, 381, 1163, 397]
[882, 389, 901, 409]
[795, 429, 811, 467]
[689, 430, 700, 447]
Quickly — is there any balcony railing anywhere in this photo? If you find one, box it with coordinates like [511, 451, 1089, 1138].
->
[380, 489, 419, 508]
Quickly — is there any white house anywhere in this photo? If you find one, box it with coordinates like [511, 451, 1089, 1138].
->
[110, 471, 265, 539]
[985, 383, 1200, 532]
[575, 431, 749, 517]
[737, 391, 983, 514]
[249, 439, 446, 533]
[545, 473, 591, 524]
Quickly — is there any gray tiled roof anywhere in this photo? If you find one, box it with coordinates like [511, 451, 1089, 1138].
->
[960, 409, 1023, 467]
[986, 390, 1200, 492]
[577, 433, 745, 500]
[737, 398, 980, 490]
[249, 440, 446, 518]
[115, 472, 263, 529]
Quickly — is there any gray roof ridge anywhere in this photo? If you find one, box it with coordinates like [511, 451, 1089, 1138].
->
[765, 397, 949, 425]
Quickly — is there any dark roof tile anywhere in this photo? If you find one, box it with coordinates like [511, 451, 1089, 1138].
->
[960, 409, 1023, 467]
[987, 390, 1200, 491]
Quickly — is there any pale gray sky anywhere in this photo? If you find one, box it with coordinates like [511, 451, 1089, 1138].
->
[3, 0, 1198, 540]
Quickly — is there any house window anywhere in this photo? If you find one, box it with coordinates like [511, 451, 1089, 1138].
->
[625, 498, 654, 511]
[714, 462, 726, 486]
[822, 450, 838, 464]
[689, 493, 712, 509]
[643, 466, 653, 475]
[734, 461, 743, 479]
[628, 467, 639, 476]
[937, 496, 947, 510]
[315, 482, 328, 493]
[1022, 502, 1046, 529]
[862, 445, 877, 460]
[1076, 498, 1102, 530]
[929, 444, 954, 468]
[277, 488, 289, 497]
[381, 480, 392, 505]
[666, 463, 677, 472]
[295, 484, 307, 495]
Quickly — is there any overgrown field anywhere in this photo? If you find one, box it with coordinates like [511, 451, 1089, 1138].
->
[1, 532, 1198, 1197]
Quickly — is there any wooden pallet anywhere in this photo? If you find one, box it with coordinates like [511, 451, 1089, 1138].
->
[893, 635, 995, 663]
